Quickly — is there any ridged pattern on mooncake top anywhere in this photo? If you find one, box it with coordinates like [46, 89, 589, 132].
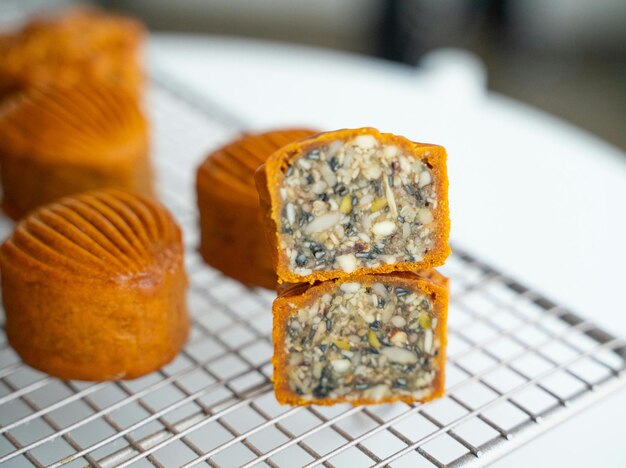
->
[1, 190, 181, 279]
[0, 7, 144, 95]
[0, 81, 147, 162]
[197, 129, 316, 198]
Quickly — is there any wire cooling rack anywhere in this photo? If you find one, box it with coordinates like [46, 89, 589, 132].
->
[0, 77, 625, 468]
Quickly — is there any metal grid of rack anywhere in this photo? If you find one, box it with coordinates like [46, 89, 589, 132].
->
[0, 80, 625, 468]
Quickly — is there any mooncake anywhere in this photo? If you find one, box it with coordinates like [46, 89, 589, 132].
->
[0, 7, 144, 99]
[0, 82, 152, 219]
[196, 129, 316, 289]
[0, 190, 189, 381]
[256, 127, 450, 284]
[272, 270, 448, 405]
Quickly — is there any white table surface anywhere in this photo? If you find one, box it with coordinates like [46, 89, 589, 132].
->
[149, 34, 626, 467]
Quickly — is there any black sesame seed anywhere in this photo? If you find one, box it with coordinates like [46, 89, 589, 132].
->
[394, 378, 407, 388]
[308, 327, 317, 340]
[319, 193, 329, 202]
[374, 181, 383, 197]
[395, 287, 409, 298]
[306, 149, 320, 160]
[403, 185, 414, 196]
[281, 226, 293, 234]
[295, 253, 307, 266]
[355, 251, 374, 259]
[319, 344, 328, 353]
[398, 215, 405, 223]
[299, 211, 313, 227]
[351, 195, 358, 207]
[420, 299, 430, 310]
[329, 156, 340, 172]
[296, 387, 304, 395]
[377, 298, 386, 309]
[325, 318, 332, 332]
[370, 320, 381, 330]
[306, 174, 314, 184]
[367, 347, 380, 354]
[334, 184, 348, 196]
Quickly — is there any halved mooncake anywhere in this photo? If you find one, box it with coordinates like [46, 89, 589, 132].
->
[272, 270, 448, 405]
[256, 127, 450, 284]
[0, 190, 189, 381]
[196, 129, 316, 289]
[0, 82, 152, 219]
[0, 7, 144, 99]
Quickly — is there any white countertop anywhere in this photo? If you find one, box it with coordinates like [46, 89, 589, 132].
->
[149, 34, 626, 467]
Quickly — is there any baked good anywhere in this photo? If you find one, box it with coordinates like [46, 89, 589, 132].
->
[255, 127, 450, 284]
[196, 129, 316, 289]
[0, 7, 144, 100]
[0, 190, 188, 381]
[272, 270, 448, 405]
[0, 82, 152, 219]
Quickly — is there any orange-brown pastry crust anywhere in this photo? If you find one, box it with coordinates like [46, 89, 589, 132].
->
[0, 82, 152, 219]
[0, 190, 189, 381]
[256, 127, 451, 284]
[272, 270, 448, 405]
[196, 129, 316, 289]
[0, 7, 144, 99]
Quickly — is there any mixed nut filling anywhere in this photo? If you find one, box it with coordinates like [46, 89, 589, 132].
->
[278, 135, 437, 276]
[284, 281, 440, 402]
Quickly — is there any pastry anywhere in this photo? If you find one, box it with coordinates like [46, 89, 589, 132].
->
[0, 190, 188, 381]
[255, 127, 450, 284]
[0, 7, 144, 100]
[272, 270, 448, 405]
[196, 129, 316, 289]
[0, 82, 152, 219]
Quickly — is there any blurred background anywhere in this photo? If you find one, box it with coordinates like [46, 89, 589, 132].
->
[3, 0, 625, 151]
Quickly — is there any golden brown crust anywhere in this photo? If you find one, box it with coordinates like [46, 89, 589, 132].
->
[272, 270, 449, 405]
[0, 190, 189, 381]
[0, 7, 144, 99]
[0, 82, 152, 219]
[256, 127, 451, 284]
[196, 129, 316, 289]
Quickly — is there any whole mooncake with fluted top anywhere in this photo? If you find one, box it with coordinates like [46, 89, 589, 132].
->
[0, 82, 152, 219]
[196, 129, 316, 289]
[0, 190, 189, 381]
[0, 7, 144, 100]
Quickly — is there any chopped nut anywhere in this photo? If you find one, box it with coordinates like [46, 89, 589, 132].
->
[372, 221, 396, 237]
[339, 195, 353, 214]
[368, 330, 381, 349]
[336, 253, 357, 273]
[370, 197, 387, 212]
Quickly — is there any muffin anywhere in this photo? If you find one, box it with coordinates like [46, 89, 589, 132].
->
[196, 129, 316, 289]
[0, 190, 189, 381]
[0, 82, 152, 219]
[0, 7, 144, 100]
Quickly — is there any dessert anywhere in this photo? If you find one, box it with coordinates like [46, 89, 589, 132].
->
[196, 129, 316, 289]
[0, 7, 144, 100]
[256, 127, 450, 284]
[0, 190, 188, 381]
[272, 270, 448, 405]
[0, 82, 152, 219]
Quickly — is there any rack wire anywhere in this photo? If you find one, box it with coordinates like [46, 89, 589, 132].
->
[0, 77, 625, 468]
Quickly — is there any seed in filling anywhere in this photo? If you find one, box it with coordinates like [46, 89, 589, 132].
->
[278, 135, 437, 275]
[283, 281, 440, 402]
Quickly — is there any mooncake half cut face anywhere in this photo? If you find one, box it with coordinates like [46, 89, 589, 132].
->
[258, 128, 450, 284]
[272, 271, 448, 405]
